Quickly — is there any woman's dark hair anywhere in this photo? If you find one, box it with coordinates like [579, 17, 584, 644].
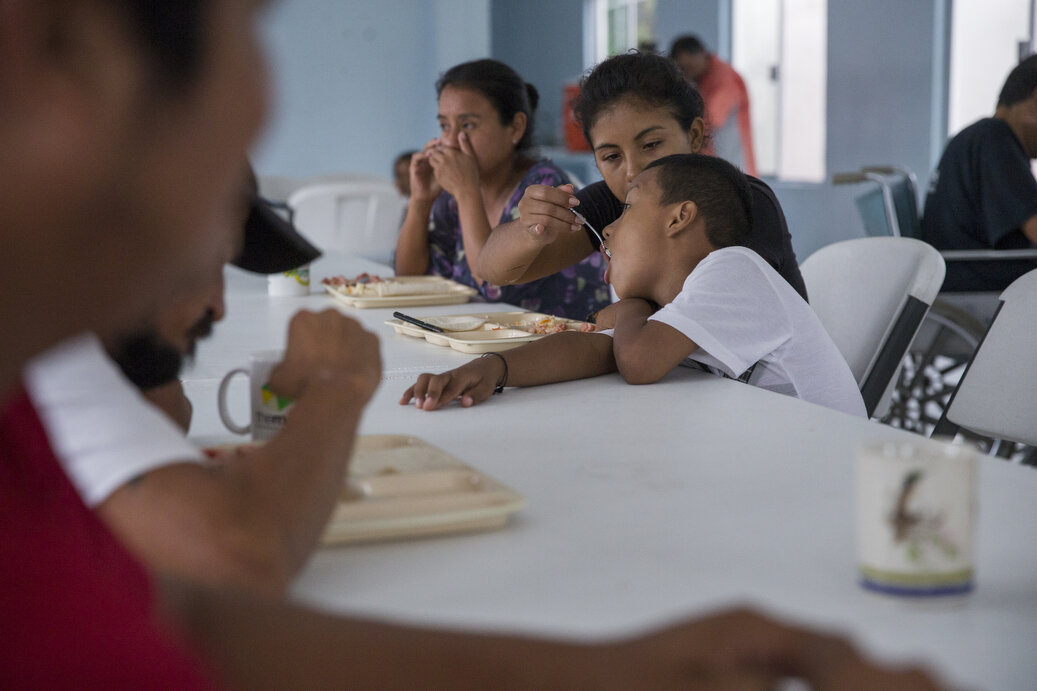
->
[435, 59, 539, 151]
[111, 0, 207, 92]
[998, 55, 1037, 107]
[572, 51, 705, 144]
[644, 154, 753, 248]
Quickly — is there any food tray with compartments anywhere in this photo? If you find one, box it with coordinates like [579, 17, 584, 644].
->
[384, 311, 595, 353]
[323, 434, 525, 544]
[324, 276, 477, 309]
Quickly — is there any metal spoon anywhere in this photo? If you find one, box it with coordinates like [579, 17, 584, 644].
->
[571, 208, 611, 258]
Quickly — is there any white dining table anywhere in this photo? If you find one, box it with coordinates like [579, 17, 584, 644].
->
[183, 254, 1037, 691]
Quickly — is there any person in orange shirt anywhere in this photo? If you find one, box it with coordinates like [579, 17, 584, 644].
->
[670, 35, 757, 176]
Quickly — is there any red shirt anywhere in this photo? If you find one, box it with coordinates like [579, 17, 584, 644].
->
[697, 54, 757, 177]
[0, 388, 219, 690]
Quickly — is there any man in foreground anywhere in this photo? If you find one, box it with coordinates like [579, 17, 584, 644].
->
[0, 0, 938, 688]
[25, 165, 365, 595]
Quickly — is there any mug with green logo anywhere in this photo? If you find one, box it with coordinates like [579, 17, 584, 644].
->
[217, 350, 294, 440]
[267, 264, 310, 296]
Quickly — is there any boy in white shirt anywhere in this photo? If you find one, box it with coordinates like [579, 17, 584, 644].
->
[402, 153, 865, 417]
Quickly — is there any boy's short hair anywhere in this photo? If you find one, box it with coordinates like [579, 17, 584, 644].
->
[643, 154, 753, 248]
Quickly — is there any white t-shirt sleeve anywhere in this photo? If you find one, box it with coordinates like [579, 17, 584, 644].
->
[649, 249, 793, 378]
[24, 333, 203, 508]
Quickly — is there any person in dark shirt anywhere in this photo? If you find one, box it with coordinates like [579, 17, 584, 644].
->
[919, 56, 1037, 291]
[477, 51, 805, 309]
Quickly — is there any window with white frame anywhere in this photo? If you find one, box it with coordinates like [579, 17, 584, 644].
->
[732, 0, 827, 182]
[948, 0, 1033, 136]
[588, 0, 658, 64]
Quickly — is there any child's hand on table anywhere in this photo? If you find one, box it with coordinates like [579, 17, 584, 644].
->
[400, 355, 505, 411]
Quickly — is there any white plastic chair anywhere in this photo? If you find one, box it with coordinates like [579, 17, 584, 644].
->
[799, 237, 946, 418]
[288, 179, 407, 265]
[933, 269, 1037, 449]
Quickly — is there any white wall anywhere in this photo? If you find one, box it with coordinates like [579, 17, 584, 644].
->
[948, 0, 1031, 134]
[252, 0, 490, 179]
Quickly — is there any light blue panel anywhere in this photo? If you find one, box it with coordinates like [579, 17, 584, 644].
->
[772, 0, 943, 257]
[253, 0, 489, 179]
[435, 0, 492, 74]
[826, 0, 938, 188]
[771, 181, 867, 264]
[490, 0, 584, 147]
[654, 0, 722, 59]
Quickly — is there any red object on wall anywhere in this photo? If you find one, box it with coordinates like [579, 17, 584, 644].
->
[562, 83, 591, 152]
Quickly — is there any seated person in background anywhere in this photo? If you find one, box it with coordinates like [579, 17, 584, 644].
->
[24, 168, 376, 596]
[919, 56, 1037, 291]
[393, 150, 417, 197]
[402, 154, 865, 418]
[476, 52, 804, 305]
[394, 58, 609, 320]
[669, 35, 757, 177]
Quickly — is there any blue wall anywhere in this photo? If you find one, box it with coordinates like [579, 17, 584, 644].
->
[777, 0, 942, 261]
[253, 0, 489, 179]
[654, 0, 724, 59]
[490, 0, 585, 147]
[826, 0, 939, 184]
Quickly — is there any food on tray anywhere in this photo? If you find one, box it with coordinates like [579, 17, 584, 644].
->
[491, 315, 596, 334]
[322, 272, 384, 288]
[323, 274, 459, 297]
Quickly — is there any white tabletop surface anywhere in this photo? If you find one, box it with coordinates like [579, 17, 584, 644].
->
[183, 254, 1037, 690]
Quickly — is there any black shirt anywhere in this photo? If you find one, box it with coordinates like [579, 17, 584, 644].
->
[919, 118, 1037, 292]
[575, 176, 808, 300]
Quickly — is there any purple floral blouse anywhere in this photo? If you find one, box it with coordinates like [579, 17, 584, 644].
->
[426, 159, 610, 321]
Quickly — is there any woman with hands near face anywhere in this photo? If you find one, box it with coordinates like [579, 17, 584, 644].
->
[394, 59, 609, 321]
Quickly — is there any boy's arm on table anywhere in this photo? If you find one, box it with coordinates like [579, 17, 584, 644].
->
[611, 298, 698, 385]
[400, 331, 616, 411]
[99, 310, 381, 596]
[162, 577, 941, 691]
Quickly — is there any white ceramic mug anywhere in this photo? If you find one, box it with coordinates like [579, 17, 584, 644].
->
[217, 350, 293, 440]
[267, 264, 310, 296]
[855, 439, 977, 597]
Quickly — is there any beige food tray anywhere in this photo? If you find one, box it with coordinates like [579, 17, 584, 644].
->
[324, 276, 478, 309]
[385, 311, 593, 354]
[323, 435, 525, 544]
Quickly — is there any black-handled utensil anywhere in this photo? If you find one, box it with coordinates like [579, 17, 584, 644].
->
[393, 311, 444, 333]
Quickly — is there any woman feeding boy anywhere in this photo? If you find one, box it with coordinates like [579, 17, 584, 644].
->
[401, 154, 865, 418]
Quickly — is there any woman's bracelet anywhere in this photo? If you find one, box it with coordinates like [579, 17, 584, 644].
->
[480, 352, 508, 394]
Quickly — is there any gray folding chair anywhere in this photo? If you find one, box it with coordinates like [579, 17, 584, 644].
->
[799, 237, 945, 418]
[831, 166, 1037, 435]
[932, 269, 1037, 463]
